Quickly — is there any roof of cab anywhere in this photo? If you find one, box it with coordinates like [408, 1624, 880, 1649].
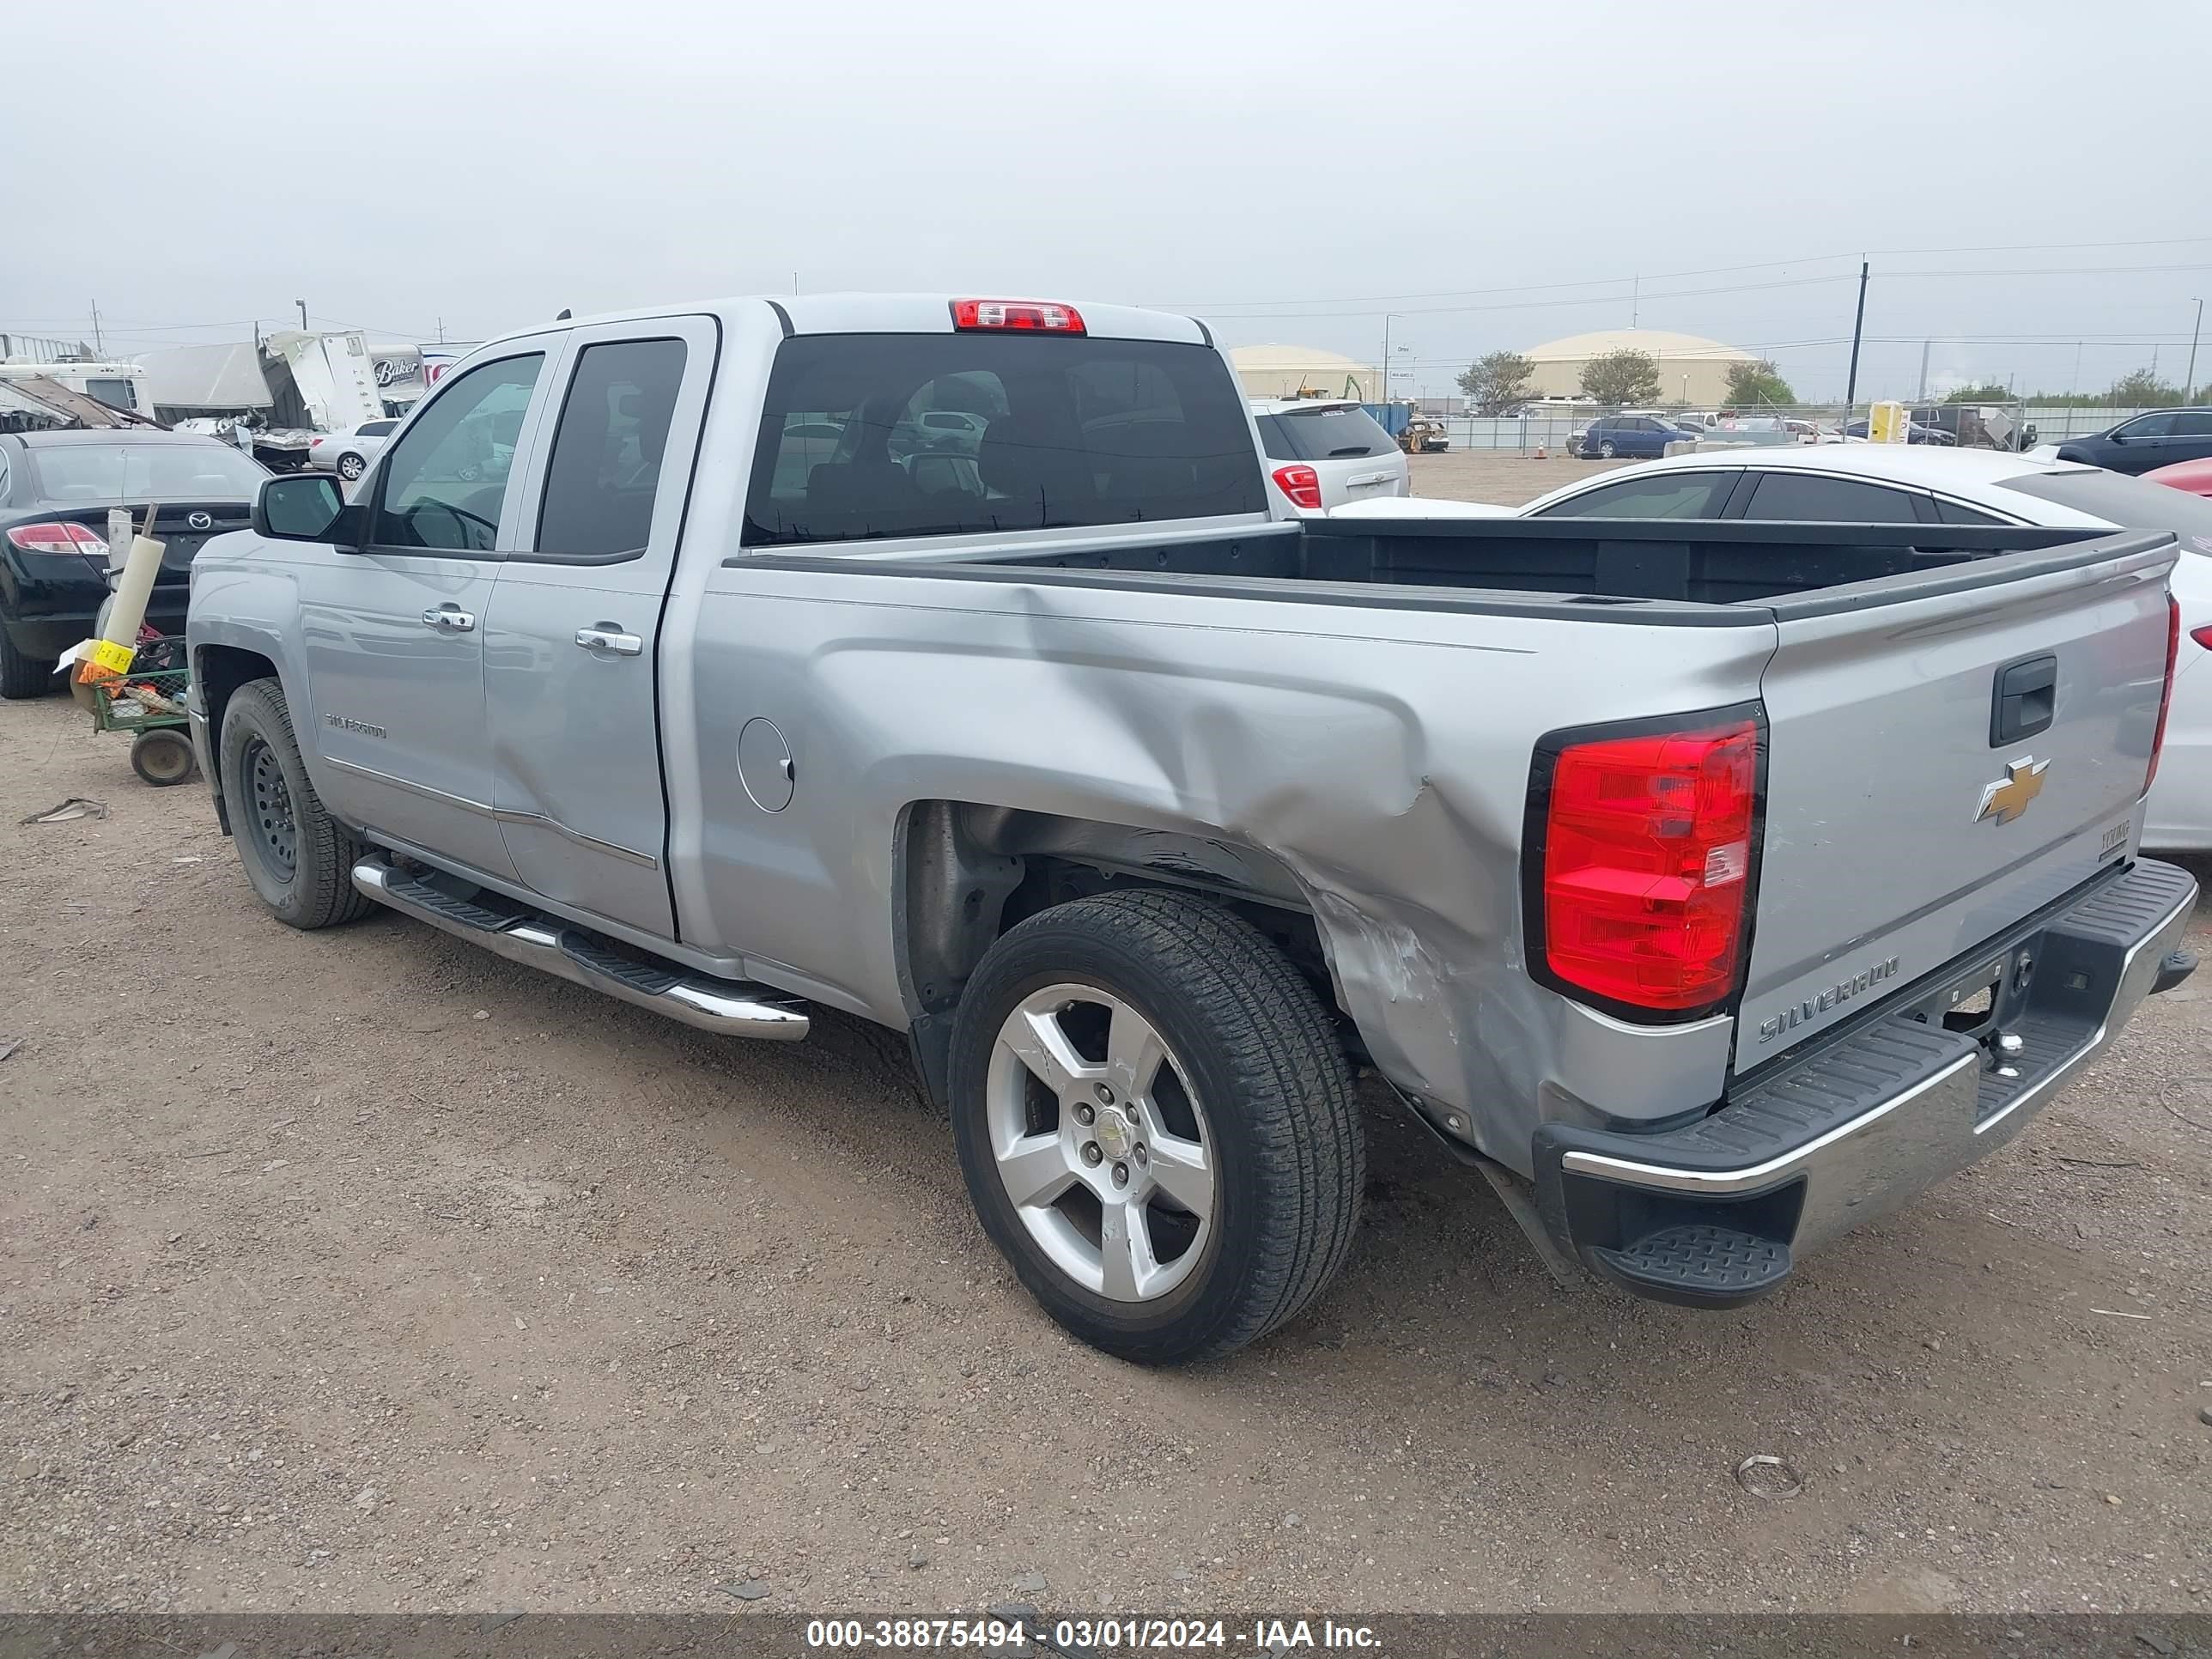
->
[481, 294, 1212, 350]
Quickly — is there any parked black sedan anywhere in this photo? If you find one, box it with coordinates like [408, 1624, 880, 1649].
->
[2046, 407, 2212, 476]
[0, 430, 267, 697]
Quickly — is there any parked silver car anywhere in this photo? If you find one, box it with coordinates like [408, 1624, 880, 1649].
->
[306, 417, 401, 483]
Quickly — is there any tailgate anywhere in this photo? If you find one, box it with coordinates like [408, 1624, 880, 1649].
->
[1738, 531, 2178, 1067]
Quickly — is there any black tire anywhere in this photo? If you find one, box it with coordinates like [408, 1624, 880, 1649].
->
[217, 678, 374, 929]
[337, 451, 365, 482]
[0, 628, 52, 699]
[1597, 440, 1618, 459]
[131, 727, 197, 787]
[948, 890, 1363, 1364]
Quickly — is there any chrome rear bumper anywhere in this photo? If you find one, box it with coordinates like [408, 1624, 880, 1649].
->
[1533, 859, 2198, 1306]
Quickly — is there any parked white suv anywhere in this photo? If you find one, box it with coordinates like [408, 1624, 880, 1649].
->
[1248, 398, 1408, 513]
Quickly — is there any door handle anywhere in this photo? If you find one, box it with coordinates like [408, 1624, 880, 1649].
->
[574, 624, 642, 657]
[421, 605, 477, 633]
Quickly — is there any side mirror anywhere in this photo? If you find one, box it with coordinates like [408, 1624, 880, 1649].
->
[253, 472, 361, 546]
[2106, 428, 2128, 443]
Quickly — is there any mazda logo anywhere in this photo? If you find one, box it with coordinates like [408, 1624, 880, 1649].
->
[187, 511, 213, 531]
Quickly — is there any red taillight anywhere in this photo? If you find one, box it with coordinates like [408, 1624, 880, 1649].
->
[310, 436, 325, 447]
[1536, 718, 1760, 1013]
[1271, 464, 1324, 511]
[5, 520, 109, 560]
[951, 299, 1085, 334]
[2191, 623, 2212, 652]
[2148, 595, 2181, 791]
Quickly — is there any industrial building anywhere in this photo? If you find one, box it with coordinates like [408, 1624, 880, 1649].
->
[1229, 344, 1379, 403]
[1522, 329, 1758, 406]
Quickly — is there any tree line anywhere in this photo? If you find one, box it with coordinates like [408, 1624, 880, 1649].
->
[1453, 350, 2193, 413]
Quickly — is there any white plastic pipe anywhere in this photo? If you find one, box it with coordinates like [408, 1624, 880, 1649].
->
[83, 507, 164, 676]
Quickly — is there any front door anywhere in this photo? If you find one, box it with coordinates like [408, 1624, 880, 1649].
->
[299, 348, 552, 880]
[483, 319, 717, 936]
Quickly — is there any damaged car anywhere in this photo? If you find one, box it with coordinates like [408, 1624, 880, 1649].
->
[185, 294, 2198, 1363]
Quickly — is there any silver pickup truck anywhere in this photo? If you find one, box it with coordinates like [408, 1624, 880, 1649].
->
[186, 294, 2198, 1364]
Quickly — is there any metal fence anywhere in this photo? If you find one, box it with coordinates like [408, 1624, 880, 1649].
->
[1430, 400, 2165, 454]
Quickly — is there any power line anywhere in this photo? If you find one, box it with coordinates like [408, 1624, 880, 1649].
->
[1156, 236, 2212, 313]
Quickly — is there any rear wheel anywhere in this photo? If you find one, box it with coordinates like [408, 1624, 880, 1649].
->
[217, 678, 374, 929]
[337, 452, 365, 482]
[1597, 439, 1618, 459]
[0, 629, 52, 699]
[130, 727, 196, 786]
[948, 890, 1364, 1364]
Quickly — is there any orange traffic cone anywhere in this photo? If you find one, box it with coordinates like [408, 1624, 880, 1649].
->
[1534, 445, 1547, 459]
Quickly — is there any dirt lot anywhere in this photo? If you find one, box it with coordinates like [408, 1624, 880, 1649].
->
[4, 456, 2209, 1617]
[1406, 448, 1622, 504]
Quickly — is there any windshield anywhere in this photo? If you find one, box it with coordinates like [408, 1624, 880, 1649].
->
[29, 441, 268, 502]
[1257, 404, 1397, 462]
[1998, 468, 2212, 556]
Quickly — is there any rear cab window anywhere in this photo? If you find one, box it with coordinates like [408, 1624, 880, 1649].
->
[744, 333, 1266, 545]
[1256, 405, 1397, 463]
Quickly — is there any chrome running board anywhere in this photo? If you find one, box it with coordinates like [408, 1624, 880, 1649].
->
[350, 855, 810, 1041]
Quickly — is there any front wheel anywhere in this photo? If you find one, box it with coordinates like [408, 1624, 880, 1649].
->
[217, 678, 374, 929]
[948, 890, 1364, 1364]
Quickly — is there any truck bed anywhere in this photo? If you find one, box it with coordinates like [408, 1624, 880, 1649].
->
[957, 516, 2136, 611]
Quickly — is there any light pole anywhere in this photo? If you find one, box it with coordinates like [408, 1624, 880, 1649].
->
[2187, 298, 2203, 404]
[1380, 313, 1404, 404]
[295, 299, 308, 331]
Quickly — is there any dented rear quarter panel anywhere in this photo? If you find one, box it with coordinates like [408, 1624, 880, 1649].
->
[674, 558, 1780, 1171]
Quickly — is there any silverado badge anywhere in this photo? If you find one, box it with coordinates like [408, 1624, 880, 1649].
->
[1976, 757, 2049, 826]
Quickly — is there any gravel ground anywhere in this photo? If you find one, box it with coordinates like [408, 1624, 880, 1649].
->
[1405, 449, 1622, 504]
[4, 457, 2209, 1616]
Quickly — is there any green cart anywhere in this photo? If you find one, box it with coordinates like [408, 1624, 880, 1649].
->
[88, 661, 197, 787]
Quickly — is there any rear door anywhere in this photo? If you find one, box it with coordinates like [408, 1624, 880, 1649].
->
[1738, 535, 2178, 1066]
[483, 318, 716, 936]
[2171, 410, 2212, 467]
[2104, 411, 2177, 474]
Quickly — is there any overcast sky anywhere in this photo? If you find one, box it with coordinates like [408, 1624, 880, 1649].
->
[8, 1, 2208, 399]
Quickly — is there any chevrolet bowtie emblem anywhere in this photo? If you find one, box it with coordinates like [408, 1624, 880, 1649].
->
[1976, 757, 2050, 825]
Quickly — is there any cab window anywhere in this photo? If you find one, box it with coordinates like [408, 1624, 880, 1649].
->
[1538, 471, 1733, 519]
[532, 338, 689, 561]
[744, 332, 1264, 545]
[370, 354, 544, 553]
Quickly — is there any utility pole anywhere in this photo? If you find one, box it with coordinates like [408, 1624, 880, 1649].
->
[295, 299, 308, 331]
[1631, 273, 1639, 329]
[89, 301, 104, 356]
[436, 317, 446, 344]
[1381, 313, 1401, 404]
[2187, 298, 2203, 403]
[1843, 260, 1869, 420]
[1916, 338, 1930, 404]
